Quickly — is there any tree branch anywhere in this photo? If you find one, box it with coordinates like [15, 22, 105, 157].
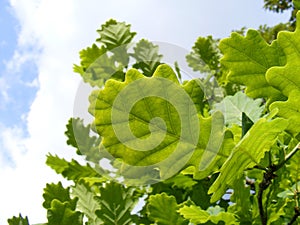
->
[257, 142, 300, 225]
[258, 169, 275, 225]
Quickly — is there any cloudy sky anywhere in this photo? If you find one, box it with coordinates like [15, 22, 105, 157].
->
[0, 0, 290, 223]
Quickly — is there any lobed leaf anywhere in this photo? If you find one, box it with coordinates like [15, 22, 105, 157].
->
[65, 118, 102, 163]
[213, 91, 264, 127]
[178, 205, 238, 224]
[72, 182, 102, 225]
[47, 199, 83, 225]
[42, 182, 77, 210]
[131, 39, 163, 76]
[267, 12, 300, 134]
[209, 117, 287, 202]
[7, 214, 30, 225]
[89, 64, 204, 182]
[46, 154, 102, 182]
[219, 29, 286, 100]
[96, 19, 136, 51]
[186, 36, 220, 74]
[95, 182, 138, 225]
[147, 193, 187, 225]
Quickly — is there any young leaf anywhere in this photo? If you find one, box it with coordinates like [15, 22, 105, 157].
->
[147, 193, 187, 225]
[96, 19, 136, 50]
[7, 214, 29, 225]
[73, 44, 118, 87]
[267, 12, 300, 134]
[65, 118, 102, 163]
[95, 182, 138, 225]
[208, 117, 288, 202]
[178, 205, 238, 225]
[47, 199, 83, 225]
[42, 182, 77, 210]
[186, 36, 220, 73]
[72, 182, 102, 225]
[131, 39, 162, 76]
[213, 91, 263, 127]
[219, 29, 286, 100]
[46, 154, 101, 182]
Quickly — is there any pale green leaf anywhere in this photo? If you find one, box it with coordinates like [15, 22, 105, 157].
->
[74, 44, 119, 87]
[178, 205, 238, 224]
[89, 64, 203, 182]
[97, 19, 136, 50]
[131, 39, 162, 76]
[46, 154, 101, 181]
[163, 174, 197, 190]
[72, 183, 102, 225]
[209, 117, 287, 202]
[65, 118, 102, 163]
[220, 29, 286, 99]
[267, 12, 300, 134]
[214, 91, 264, 126]
[147, 193, 187, 225]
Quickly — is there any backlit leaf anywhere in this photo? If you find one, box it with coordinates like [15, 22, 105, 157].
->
[209, 117, 287, 202]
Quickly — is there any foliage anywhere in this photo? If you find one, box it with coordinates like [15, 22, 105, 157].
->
[8, 2, 300, 225]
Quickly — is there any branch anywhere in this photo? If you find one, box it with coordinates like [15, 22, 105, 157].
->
[258, 142, 300, 225]
[258, 169, 275, 225]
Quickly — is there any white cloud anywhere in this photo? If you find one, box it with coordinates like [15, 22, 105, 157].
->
[0, 77, 10, 107]
[0, 0, 291, 223]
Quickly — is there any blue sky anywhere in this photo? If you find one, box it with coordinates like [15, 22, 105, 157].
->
[0, 0, 38, 167]
[0, 0, 37, 126]
[0, 0, 291, 223]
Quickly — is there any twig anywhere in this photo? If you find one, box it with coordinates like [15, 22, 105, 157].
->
[275, 143, 300, 171]
[258, 169, 275, 225]
[257, 142, 300, 225]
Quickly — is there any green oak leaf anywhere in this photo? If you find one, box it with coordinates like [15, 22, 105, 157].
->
[42, 182, 77, 210]
[186, 35, 220, 74]
[97, 19, 136, 66]
[89, 64, 206, 181]
[147, 193, 188, 225]
[65, 118, 102, 163]
[47, 199, 83, 225]
[73, 44, 120, 87]
[213, 91, 264, 127]
[267, 12, 300, 134]
[95, 182, 138, 225]
[72, 182, 102, 225]
[219, 29, 286, 100]
[7, 214, 29, 225]
[182, 78, 205, 115]
[97, 19, 136, 51]
[178, 205, 238, 225]
[208, 116, 288, 202]
[131, 39, 163, 76]
[46, 154, 102, 182]
[163, 173, 197, 190]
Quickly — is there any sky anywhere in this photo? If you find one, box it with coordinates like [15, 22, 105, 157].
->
[0, 0, 291, 223]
